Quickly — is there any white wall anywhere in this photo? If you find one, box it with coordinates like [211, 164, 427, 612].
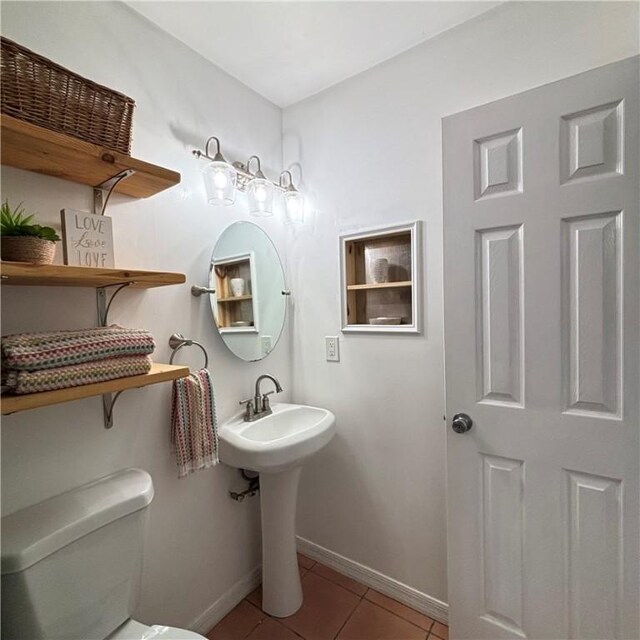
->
[282, 1, 639, 605]
[1, 1, 290, 630]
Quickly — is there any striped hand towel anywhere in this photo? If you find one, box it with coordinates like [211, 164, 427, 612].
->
[171, 368, 219, 478]
[1, 325, 155, 371]
[3, 355, 152, 395]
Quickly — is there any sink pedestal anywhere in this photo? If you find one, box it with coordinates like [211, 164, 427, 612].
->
[260, 466, 303, 617]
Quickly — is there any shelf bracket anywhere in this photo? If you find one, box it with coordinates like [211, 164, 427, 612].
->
[103, 390, 125, 430]
[96, 282, 134, 429]
[96, 282, 135, 327]
[93, 169, 136, 216]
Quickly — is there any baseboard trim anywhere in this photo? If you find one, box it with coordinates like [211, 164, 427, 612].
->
[190, 564, 262, 635]
[296, 536, 448, 624]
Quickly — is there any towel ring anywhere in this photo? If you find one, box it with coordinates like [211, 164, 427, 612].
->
[168, 333, 209, 369]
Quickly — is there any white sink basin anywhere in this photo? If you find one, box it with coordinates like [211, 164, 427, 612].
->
[219, 403, 336, 473]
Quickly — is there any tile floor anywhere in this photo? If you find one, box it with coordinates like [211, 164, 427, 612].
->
[206, 554, 449, 640]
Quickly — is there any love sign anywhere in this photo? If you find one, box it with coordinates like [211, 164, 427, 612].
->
[61, 209, 115, 268]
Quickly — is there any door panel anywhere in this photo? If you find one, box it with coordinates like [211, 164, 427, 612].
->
[443, 57, 638, 639]
[565, 470, 623, 640]
[481, 454, 525, 635]
[476, 225, 524, 407]
[562, 211, 622, 418]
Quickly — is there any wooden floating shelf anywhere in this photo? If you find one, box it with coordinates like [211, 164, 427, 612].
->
[1, 114, 180, 198]
[1, 363, 189, 415]
[216, 295, 253, 303]
[1, 262, 186, 289]
[347, 281, 412, 291]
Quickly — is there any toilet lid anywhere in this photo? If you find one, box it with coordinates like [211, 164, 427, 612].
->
[107, 620, 206, 640]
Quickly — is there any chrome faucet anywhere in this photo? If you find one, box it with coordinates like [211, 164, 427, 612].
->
[240, 374, 283, 422]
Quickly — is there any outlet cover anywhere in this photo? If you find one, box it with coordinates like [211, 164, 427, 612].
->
[325, 336, 339, 362]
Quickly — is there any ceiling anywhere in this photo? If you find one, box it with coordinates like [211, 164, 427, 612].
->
[127, 1, 502, 107]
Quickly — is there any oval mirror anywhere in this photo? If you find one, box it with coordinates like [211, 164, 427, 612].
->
[208, 222, 287, 361]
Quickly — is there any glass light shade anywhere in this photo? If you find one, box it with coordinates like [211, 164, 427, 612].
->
[283, 190, 304, 224]
[247, 177, 274, 216]
[203, 160, 237, 205]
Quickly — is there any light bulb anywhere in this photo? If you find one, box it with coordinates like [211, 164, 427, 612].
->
[248, 177, 274, 216]
[284, 190, 304, 224]
[203, 160, 237, 205]
[288, 199, 299, 216]
[213, 169, 228, 189]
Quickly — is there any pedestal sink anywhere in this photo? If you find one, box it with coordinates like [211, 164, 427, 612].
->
[219, 403, 336, 617]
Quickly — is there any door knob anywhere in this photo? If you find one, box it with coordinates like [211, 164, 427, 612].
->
[452, 413, 473, 434]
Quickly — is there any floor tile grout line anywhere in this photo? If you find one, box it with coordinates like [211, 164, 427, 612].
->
[241, 619, 261, 640]
[309, 563, 369, 598]
[277, 570, 362, 639]
[329, 594, 433, 640]
[364, 589, 437, 633]
[243, 600, 307, 640]
[331, 586, 366, 640]
[361, 597, 435, 636]
[282, 618, 306, 640]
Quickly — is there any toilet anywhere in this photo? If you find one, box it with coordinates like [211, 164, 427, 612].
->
[1, 468, 205, 640]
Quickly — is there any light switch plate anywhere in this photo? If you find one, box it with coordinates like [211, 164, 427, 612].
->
[325, 336, 339, 362]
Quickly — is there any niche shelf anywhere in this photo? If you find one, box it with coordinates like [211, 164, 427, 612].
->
[1, 363, 189, 415]
[346, 281, 413, 291]
[340, 222, 422, 333]
[216, 294, 253, 303]
[0, 114, 180, 197]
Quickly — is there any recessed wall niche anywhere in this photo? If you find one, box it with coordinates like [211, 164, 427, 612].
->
[340, 221, 422, 333]
[211, 253, 258, 333]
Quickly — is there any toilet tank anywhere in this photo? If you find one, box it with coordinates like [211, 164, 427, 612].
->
[1, 468, 154, 640]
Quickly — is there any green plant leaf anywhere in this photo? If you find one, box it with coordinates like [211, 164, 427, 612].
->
[0, 200, 58, 240]
[32, 225, 61, 241]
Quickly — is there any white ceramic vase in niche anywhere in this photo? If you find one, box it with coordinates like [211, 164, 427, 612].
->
[230, 278, 245, 297]
[371, 258, 389, 283]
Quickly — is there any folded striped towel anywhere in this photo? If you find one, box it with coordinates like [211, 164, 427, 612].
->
[3, 355, 152, 395]
[1, 325, 155, 371]
[171, 368, 219, 478]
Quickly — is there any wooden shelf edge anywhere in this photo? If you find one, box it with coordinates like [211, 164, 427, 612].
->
[1, 363, 189, 415]
[347, 281, 412, 291]
[0, 262, 186, 288]
[1, 114, 180, 198]
[216, 295, 253, 302]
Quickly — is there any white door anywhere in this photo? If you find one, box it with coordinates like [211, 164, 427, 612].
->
[443, 57, 639, 640]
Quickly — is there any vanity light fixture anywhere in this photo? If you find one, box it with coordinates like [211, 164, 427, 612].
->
[193, 136, 304, 223]
[194, 137, 237, 206]
[279, 171, 304, 225]
[246, 155, 274, 217]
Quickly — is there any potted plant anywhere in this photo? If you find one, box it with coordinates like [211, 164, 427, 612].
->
[1, 200, 60, 264]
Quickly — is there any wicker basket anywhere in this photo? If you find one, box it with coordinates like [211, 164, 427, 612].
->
[1, 37, 134, 154]
[1, 237, 56, 265]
